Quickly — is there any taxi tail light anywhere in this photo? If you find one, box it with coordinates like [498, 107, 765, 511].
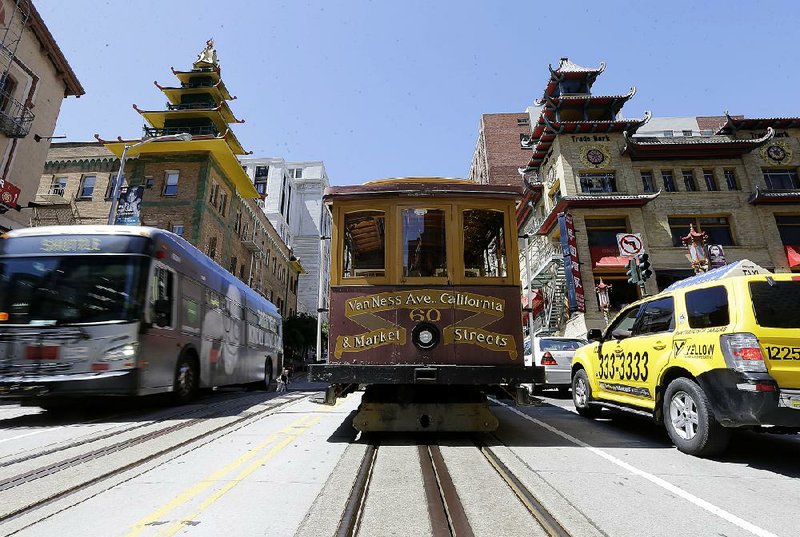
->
[541, 352, 558, 366]
[720, 333, 767, 373]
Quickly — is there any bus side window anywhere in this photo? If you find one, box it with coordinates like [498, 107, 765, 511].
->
[151, 265, 174, 327]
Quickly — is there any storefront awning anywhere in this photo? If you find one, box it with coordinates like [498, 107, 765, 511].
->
[590, 246, 628, 269]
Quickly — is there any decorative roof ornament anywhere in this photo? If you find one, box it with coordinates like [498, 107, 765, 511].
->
[194, 38, 218, 68]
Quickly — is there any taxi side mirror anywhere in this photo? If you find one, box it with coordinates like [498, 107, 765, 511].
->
[587, 328, 603, 342]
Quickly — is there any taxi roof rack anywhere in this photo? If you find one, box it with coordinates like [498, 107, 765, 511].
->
[664, 259, 771, 292]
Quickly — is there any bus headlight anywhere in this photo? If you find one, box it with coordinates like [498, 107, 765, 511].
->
[102, 343, 138, 362]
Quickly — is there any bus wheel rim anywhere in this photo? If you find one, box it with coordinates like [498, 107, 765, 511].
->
[669, 391, 698, 440]
[178, 363, 193, 396]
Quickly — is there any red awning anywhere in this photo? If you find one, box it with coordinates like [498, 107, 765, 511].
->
[786, 245, 800, 268]
[522, 290, 544, 322]
[590, 246, 629, 268]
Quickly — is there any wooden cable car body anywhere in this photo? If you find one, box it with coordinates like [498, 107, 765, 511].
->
[309, 178, 543, 431]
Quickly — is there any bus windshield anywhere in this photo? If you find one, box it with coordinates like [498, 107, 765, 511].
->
[0, 256, 149, 325]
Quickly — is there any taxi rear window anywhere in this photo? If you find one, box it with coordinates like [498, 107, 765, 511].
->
[749, 280, 800, 328]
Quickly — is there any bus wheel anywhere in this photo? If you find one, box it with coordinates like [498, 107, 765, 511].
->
[173, 357, 198, 404]
[663, 377, 730, 457]
[572, 369, 601, 419]
[263, 358, 274, 391]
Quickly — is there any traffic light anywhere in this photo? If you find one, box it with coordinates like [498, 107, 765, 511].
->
[638, 252, 653, 282]
[626, 257, 640, 284]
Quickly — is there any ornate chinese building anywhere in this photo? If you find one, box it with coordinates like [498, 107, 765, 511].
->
[471, 58, 800, 337]
[89, 41, 301, 316]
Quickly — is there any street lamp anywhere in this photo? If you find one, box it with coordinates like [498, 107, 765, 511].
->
[595, 278, 612, 326]
[681, 223, 709, 274]
[107, 132, 192, 225]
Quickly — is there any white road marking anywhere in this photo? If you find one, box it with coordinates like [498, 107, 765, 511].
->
[499, 401, 778, 537]
[0, 426, 65, 445]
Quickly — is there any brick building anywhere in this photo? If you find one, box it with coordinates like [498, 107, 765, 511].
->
[0, 0, 83, 230]
[468, 113, 533, 186]
[471, 58, 800, 338]
[33, 41, 301, 317]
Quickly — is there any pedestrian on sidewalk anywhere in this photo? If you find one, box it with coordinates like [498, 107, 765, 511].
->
[276, 370, 286, 392]
[280, 368, 289, 392]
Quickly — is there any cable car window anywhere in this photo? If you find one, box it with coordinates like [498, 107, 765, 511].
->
[343, 211, 385, 277]
[463, 209, 507, 278]
[402, 208, 447, 278]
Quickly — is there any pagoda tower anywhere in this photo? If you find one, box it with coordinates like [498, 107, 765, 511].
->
[96, 40, 273, 271]
[520, 58, 650, 176]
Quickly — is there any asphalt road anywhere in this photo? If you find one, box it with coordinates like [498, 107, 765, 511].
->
[0, 384, 797, 537]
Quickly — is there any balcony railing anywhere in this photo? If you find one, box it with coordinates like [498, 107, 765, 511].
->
[0, 89, 34, 138]
[180, 81, 216, 90]
[143, 125, 219, 138]
[166, 102, 216, 111]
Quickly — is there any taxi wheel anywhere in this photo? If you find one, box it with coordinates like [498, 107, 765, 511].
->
[572, 369, 601, 419]
[663, 378, 731, 457]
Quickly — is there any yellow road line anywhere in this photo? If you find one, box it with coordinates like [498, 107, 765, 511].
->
[126, 414, 314, 537]
[158, 417, 322, 537]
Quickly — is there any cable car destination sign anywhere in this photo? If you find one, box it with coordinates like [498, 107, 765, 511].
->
[334, 289, 517, 360]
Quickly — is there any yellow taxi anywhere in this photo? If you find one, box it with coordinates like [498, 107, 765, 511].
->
[571, 260, 800, 457]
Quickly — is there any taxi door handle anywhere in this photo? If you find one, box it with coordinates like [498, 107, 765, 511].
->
[652, 342, 667, 351]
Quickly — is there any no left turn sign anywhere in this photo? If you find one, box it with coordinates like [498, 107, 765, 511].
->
[617, 233, 643, 256]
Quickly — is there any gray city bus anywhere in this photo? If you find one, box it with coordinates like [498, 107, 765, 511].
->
[0, 226, 282, 406]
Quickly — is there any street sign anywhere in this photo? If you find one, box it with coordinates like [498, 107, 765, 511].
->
[616, 233, 643, 256]
[0, 177, 21, 212]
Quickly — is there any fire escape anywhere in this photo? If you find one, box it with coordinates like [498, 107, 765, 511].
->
[526, 230, 567, 334]
[0, 0, 34, 138]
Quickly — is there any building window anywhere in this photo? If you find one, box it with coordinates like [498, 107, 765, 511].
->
[105, 174, 125, 199]
[703, 170, 718, 191]
[145, 176, 155, 189]
[229, 256, 237, 273]
[579, 172, 616, 193]
[586, 217, 628, 268]
[171, 224, 184, 236]
[292, 168, 303, 179]
[775, 215, 800, 246]
[763, 169, 800, 190]
[724, 169, 738, 190]
[207, 236, 217, 260]
[163, 171, 179, 196]
[517, 117, 530, 126]
[209, 181, 219, 204]
[49, 176, 67, 197]
[77, 175, 96, 199]
[682, 170, 697, 192]
[255, 165, 269, 177]
[255, 177, 267, 196]
[640, 171, 654, 193]
[234, 210, 242, 234]
[0, 74, 18, 112]
[662, 171, 676, 192]
[219, 191, 228, 217]
[668, 216, 734, 247]
[682, 130, 693, 137]
[663, 130, 674, 138]
[701, 129, 713, 137]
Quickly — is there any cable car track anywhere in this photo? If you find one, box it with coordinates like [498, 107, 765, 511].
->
[338, 435, 572, 537]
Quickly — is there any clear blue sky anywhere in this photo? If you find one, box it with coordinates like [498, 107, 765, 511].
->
[39, 1, 799, 185]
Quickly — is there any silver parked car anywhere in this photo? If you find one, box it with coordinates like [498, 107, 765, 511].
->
[524, 336, 586, 394]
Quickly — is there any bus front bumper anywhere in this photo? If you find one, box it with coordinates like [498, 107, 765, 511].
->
[0, 370, 139, 398]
